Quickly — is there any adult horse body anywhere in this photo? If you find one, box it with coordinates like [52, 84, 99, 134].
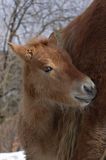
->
[52, 0, 106, 159]
[9, 37, 96, 160]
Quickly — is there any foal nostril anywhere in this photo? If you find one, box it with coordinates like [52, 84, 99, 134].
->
[83, 85, 97, 98]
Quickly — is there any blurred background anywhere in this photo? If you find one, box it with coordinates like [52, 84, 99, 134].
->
[0, 0, 92, 153]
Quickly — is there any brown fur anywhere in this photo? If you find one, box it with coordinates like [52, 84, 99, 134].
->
[49, 0, 106, 159]
[9, 36, 95, 160]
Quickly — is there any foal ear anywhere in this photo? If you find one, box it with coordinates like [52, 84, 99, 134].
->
[8, 42, 33, 61]
[54, 30, 64, 49]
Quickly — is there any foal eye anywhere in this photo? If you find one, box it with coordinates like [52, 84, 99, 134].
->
[43, 66, 53, 73]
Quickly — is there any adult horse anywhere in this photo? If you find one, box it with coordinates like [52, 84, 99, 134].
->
[49, 0, 106, 159]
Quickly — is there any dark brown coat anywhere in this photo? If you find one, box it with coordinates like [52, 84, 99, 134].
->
[49, 0, 106, 159]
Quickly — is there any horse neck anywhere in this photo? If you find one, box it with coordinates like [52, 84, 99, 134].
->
[63, 0, 106, 86]
[63, 0, 106, 117]
[21, 79, 82, 159]
[63, 0, 106, 56]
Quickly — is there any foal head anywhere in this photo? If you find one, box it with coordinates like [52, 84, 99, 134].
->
[8, 37, 96, 108]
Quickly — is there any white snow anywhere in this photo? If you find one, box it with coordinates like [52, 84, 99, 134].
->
[0, 151, 26, 160]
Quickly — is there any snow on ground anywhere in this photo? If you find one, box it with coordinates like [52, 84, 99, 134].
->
[0, 151, 26, 160]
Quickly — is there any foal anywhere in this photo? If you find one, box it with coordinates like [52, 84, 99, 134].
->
[9, 37, 96, 160]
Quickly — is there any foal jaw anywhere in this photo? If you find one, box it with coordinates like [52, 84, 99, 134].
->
[71, 77, 97, 107]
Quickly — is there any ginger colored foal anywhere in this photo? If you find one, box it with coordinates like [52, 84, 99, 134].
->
[8, 37, 96, 160]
